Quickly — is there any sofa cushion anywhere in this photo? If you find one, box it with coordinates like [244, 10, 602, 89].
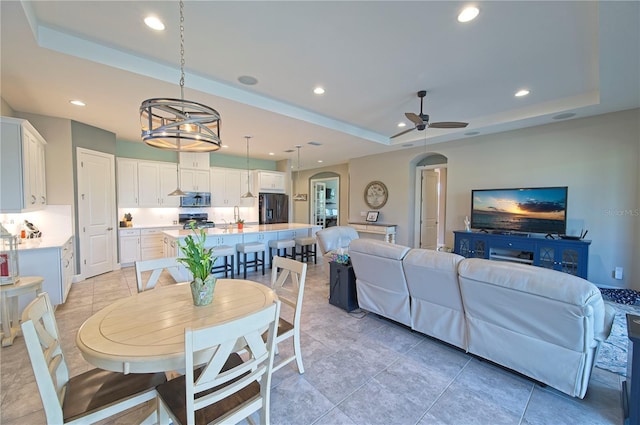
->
[403, 249, 466, 349]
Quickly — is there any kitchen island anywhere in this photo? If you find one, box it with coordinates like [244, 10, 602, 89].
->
[162, 223, 321, 278]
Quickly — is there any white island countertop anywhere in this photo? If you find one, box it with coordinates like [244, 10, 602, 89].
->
[163, 223, 318, 239]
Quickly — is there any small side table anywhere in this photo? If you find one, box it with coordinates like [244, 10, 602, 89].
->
[329, 262, 358, 312]
[0, 276, 44, 347]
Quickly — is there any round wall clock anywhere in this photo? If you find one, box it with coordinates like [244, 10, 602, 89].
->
[364, 181, 388, 209]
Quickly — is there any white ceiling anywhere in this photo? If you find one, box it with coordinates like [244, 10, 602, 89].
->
[1, 1, 638, 170]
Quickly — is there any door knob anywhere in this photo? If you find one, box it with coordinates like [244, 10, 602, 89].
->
[106, 227, 113, 231]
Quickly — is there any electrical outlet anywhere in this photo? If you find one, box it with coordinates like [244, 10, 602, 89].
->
[614, 267, 623, 280]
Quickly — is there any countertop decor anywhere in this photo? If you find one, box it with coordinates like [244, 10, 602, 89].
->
[176, 225, 216, 306]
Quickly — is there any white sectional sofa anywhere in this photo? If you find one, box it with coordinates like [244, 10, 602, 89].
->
[348, 238, 615, 399]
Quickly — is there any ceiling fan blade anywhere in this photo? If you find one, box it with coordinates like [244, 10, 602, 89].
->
[390, 127, 416, 139]
[405, 112, 424, 126]
[428, 121, 469, 129]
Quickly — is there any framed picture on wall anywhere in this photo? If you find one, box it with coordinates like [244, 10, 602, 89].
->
[366, 211, 379, 222]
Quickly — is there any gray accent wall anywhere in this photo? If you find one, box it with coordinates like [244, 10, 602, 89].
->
[348, 108, 640, 290]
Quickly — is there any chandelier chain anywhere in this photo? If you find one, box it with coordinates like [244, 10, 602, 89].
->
[179, 0, 185, 97]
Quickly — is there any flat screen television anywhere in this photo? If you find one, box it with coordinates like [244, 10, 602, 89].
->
[471, 186, 568, 234]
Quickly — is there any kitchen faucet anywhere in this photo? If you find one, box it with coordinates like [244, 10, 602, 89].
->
[220, 218, 229, 231]
[233, 205, 240, 223]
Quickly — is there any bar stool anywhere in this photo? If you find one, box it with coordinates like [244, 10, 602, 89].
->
[293, 236, 317, 264]
[268, 239, 296, 269]
[210, 245, 235, 278]
[236, 242, 266, 279]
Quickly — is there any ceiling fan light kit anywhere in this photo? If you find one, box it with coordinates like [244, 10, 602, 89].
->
[140, 1, 222, 153]
[391, 90, 468, 139]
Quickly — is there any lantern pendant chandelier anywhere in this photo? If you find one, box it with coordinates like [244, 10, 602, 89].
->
[240, 136, 255, 199]
[140, 1, 222, 152]
[292, 145, 306, 201]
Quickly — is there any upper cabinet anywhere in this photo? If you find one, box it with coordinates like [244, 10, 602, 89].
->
[179, 152, 209, 170]
[116, 158, 179, 208]
[256, 170, 286, 193]
[210, 167, 243, 207]
[180, 168, 210, 193]
[1, 117, 47, 213]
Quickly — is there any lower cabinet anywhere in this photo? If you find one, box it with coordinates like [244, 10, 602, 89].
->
[119, 229, 140, 265]
[453, 231, 591, 279]
[17, 236, 75, 306]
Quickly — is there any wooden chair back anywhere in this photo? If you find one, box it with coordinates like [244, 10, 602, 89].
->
[135, 256, 180, 292]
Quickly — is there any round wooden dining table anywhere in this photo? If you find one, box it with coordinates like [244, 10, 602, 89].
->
[76, 279, 277, 374]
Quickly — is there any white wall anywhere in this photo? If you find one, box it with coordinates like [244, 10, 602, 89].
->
[349, 108, 639, 290]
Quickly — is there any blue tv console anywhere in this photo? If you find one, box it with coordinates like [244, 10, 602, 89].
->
[453, 231, 591, 279]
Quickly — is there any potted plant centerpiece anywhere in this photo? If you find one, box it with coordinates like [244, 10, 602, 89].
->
[236, 218, 245, 231]
[177, 225, 217, 306]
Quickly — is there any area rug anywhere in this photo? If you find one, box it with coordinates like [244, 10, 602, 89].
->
[595, 301, 640, 376]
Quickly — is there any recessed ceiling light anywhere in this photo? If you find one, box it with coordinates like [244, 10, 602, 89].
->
[317, 160, 323, 163]
[238, 75, 258, 85]
[458, 6, 479, 23]
[313, 87, 325, 95]
[308, 141, 322, 146]
[222, 144, 229, 148]
[268, 152, 274, 156]
[69, 100, 86, 107]
[552, 112, 576, 120]
[398, 122, 406, 128]
[144, 16, 165, 31]
[515, 89, 530, 97]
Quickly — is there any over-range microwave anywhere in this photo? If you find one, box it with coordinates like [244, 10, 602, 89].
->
[180, 192, 211, 208]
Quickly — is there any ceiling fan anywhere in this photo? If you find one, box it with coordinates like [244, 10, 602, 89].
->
[391, 90, 468, 139]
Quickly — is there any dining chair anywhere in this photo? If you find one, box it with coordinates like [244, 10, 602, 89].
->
[135, 256, 181, 292]
[155, 300, 281, 425]
[21, 292, 167, 425]
[270, 255, 308, 373]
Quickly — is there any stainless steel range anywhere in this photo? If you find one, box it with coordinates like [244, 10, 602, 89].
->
[178, 213, 215, 229]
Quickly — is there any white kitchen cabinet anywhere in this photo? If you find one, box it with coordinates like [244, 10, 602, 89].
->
[256, 170, 286, 193]
[1, 117, 47, 213]
[116, 159, 178, 208]
[210, 167, 243, 206]
[17, 236, 75, 306]
[179, 152, 209, 170]
[116, 158, 138, 207]
[180, 168, 210, 192]
[140, 228, 170, 260]
[119, 228, 140, 265]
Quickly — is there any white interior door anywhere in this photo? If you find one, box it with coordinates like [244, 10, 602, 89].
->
[77, 148, 116, 278]
[420, 169, 439, 249]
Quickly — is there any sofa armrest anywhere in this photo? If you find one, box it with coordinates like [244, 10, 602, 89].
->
[598, 303, 616, 341]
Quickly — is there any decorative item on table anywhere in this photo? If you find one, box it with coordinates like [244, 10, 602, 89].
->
[236, 218, 244, 230]
[330, 247, 350, 266]
[177, 223, 217, 306]
[464, 215, 471, 232]
[0, 224, 20, 285]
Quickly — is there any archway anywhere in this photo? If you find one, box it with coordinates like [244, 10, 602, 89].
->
[414, 154, 448, 249]
[310, 172, 340, 228]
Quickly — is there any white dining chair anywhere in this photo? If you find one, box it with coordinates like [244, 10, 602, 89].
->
[155, 300, 281, 425]
[270, 255, 308, 373]
[135, 256, 181, 292]
[21, 292, 167, 425]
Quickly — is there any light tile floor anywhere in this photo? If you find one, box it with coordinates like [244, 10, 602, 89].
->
[0, 259, 626, 425]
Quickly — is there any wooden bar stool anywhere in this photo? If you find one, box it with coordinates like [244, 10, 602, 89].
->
[293, 236, 317, 264]
[210, 245, 235, 278]
[236, 242, 266, 279]
[268, 239, 296, 269]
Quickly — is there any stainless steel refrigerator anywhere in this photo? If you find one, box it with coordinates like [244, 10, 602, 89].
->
[259, 193, 289, 224]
